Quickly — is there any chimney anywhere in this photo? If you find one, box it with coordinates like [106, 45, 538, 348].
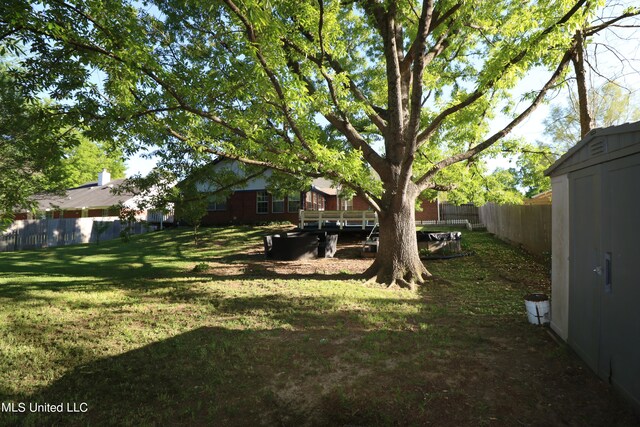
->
[98, 169, 111, 186]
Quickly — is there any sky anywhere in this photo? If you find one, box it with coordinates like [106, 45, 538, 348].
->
[125, 4, 640, 177]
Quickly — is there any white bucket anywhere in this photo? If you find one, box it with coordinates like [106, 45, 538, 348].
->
[524, 293, 550, 325]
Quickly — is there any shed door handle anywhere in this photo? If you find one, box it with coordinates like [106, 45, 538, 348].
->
[604, 252, 612, 293]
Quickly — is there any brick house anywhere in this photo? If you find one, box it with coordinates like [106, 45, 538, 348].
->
[196, 159, 439, 225]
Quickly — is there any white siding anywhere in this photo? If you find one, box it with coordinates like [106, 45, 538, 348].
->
[195, 160, 272, 192]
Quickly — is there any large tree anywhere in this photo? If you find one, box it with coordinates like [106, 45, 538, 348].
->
[3, 0, 634, 287]
[0, 65, 126, 228]
[58, 135, 126, 188]
[0, 66, 75, 228]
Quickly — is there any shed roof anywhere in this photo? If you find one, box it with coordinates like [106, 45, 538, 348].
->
[545, 121, 640, 177]
[31, 178, 135, 211]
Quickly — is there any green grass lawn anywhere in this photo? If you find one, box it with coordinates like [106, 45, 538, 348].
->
[0, 226, 636, 426]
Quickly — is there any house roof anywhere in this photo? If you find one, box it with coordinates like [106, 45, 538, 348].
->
[310, 177, 338, 196]
[204, 157, 341, 196]
[31, 178, 135, 211]
[545, 121, 640, 177]
[531, 190, 552, 199]
[523, 190, 552, 205]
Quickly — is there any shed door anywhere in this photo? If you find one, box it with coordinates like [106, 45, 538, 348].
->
[569, 167, 602, 373]
[600, 153, 640, 405]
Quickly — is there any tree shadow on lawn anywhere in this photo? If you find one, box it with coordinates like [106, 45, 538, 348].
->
[7, 309, 639, 426]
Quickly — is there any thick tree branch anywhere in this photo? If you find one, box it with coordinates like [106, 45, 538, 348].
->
[377, 2, 406, 163]
[571, 29, 592, 138]
[416, 0, 588, 148]
[425, 183, 456, 191]
[282, 37, 388, 132]
[398, 0, 435, 195]
[280, 40, 389, 181]
[165, 126, 322, 178]
[585, 9, 640, 36]
[415, 48, 575, 191]
[324, 112, 390, 181]
[401, 2, 461, 73]
[354, 188, 382, 213]
[221, 0, 319, 163]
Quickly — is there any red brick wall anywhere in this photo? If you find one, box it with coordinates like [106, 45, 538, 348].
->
[200, 191, 299, 226]
[352, 195, 371, 210]
[14, 213, 28, 220]
[415, 199, 439, 221]
[325, 196, 337, 210]
[62, 210, 82, 219]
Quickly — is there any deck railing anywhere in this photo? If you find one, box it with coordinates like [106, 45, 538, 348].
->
[299, 210, 378, 230]
[299, 210, 486, 231]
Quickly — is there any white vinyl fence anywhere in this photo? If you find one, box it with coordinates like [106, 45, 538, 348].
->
[1, 218, 153, 252]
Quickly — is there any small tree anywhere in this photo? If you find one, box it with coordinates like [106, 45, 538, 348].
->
[94, 221, 112, 245]
[117, 205, 138, 242]
[175, 192, 209, 245]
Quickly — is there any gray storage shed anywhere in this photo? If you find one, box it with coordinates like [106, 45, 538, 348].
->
[546, 121, 640, 411]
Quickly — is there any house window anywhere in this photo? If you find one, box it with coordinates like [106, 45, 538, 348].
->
[257, 191, 269, 214]
[339, 197, 353, 210]
[207, 200, 227, 211]
[272, 196, 285, 213]
[288, 193, 301, 213]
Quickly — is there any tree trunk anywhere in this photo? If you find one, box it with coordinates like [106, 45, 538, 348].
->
[365, 192, 431, 290]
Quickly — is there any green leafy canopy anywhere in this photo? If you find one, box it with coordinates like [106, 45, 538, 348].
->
[1, 0, 604, 208]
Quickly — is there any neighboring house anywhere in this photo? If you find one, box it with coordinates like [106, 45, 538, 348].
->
[195, 159, 439, 226]
[523, 190, 552, 205]
[14, 170, 167, 223]
[545, 121, 640, 412]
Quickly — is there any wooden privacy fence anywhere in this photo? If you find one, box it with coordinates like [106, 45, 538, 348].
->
[1, 218, 152, 252]
[478, 203, 551, 257]
[440, 203, 480, 224]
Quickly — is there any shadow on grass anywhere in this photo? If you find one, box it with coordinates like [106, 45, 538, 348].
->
[8, 319, 638, 427]
[11, 325, 441, 426]
[2, 229, 637, 426]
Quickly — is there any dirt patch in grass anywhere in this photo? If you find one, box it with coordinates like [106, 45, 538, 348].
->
[1, 228, 638, 426]
[202, 235, 373, 280]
